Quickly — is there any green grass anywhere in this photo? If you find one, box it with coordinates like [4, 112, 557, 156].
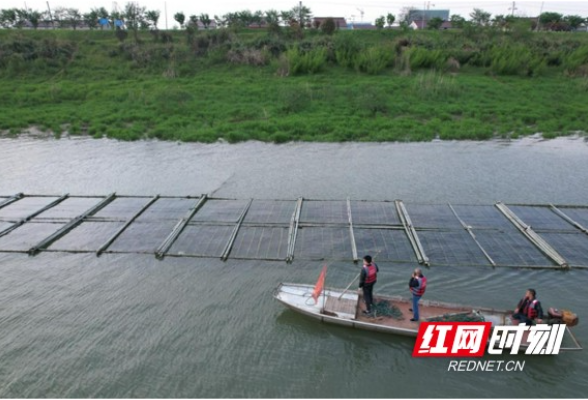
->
[1, 29, 587, 142]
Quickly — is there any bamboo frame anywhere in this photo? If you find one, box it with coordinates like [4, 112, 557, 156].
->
[347, 198, 358, 263]
[286, 197, 303, 263]
[220, 198, 253, 261]
[155, 194, 208, 259]
[0, 193, 24, 210]
[495, 202, 568, 268]
[549, 204, 588, 235]
[448, 203, 496, 267]
[395, 200, 429, 266]
[28, 193, 116, 255]
[96, 195, 160, 256]
[0, 194, 69, 239]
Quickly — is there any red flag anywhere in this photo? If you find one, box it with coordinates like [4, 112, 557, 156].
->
[312, 265, 327, 304]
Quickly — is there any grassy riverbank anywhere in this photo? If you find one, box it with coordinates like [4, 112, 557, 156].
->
[1, 29, 587, 142]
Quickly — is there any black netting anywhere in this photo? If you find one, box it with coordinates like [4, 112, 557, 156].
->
[300, 201, 348, 224]
[230, 227, 289, 260]
[418, 230, 489, 266]
[295, 227, 351, 259]
[0, 197, 60, 221]
[473, 230, 554, 267]
[49, 222, 125, 251]
[191, 199, 250, 223]
[108, 221, 177, 252]
[0, 222, 65, 251]
[32, 197, 102, 221]
[508, 205, 575, 231]
[450, 205, 513, 230]
[91, 197, 152, 221]
[557, 208, 588, 230]
[350, 201, 400, 226]
[134, 198, 195, 222]
[538, 232, 588, 267]
[353, 228, 416, 262]
[244, 200, 296, 225]
[405, 203, 462, 229]
[167, 225, 234, 257]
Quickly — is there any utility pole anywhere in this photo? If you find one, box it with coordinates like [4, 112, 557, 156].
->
[509, 1, 517, 16]
[536, 1, 544, 31]
[164, 1, 167, 30]
[299, 1, 302, 28]
[46, 1, 54, 29]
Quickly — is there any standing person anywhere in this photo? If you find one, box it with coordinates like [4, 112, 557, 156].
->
[512, 289, 543, 325]
[409, 268, 426, 322]
[359, 255, 378, 315]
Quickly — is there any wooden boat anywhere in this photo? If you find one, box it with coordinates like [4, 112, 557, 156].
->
[273, 283, 583, 352]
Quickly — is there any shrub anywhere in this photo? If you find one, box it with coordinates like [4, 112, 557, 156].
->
[334, 33, 362, 69]
[355, 46, 394, 74]
[286, 47, 326, 75]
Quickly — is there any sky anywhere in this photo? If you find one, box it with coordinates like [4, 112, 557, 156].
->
[7, 0, 588, 28]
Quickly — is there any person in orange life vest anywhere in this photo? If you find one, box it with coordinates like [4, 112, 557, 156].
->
[408, 268, 426, 322]
[359, 255, 378, 315]
[512, 288, 543, 325]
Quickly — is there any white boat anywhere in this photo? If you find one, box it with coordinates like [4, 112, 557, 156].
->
[273, 283, 583, 351]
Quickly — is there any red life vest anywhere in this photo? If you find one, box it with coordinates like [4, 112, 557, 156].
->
[411, 276, 427, 296]
[364, 264, 377, 284]
[523, 299, 539, 319]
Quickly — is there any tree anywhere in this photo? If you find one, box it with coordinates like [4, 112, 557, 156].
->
[67, 8, 81, 30]
[470, 8, 491, 26]
[320, 17, 336, 34]
[199, 13, 211, 29]
[450, 14, 466, 29]
[28, 10, 42, 29]
[375, 16, 385, 29]
[280, 10, 294, 25]
[251, 10, 264, 27]
[124, 2, 146, 33]
[386, 13, 395, 27]
[174, 12, 185, 28]
[290, 4, 312, 27]
[564, 15, 585, 30]
[398, 7, 416, 24]
[15, 8, 28, 28]
[265, 10, 280, 25]
[188, 14, 198, 28]
[145, 10, 160, 29]
[427, 17, 443, 30]
[0, 9, 15, 28]
[83, 10, 99, 29]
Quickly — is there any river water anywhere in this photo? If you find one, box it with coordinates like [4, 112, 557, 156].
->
[0, 136, 587, 397]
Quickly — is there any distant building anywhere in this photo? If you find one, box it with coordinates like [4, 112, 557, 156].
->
[348, 22, 376, 30]
[410, 20, 453, 30]
[407, 9, 450, 23]
[312, 17, 347, 29]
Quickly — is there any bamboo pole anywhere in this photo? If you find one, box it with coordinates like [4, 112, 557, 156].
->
[220, 199, 253, 261]
[0, 193, 24, 210]
[495, 202, 568, 268]
[347, 197, 358, 263]
[0, 194, 69, 239]
[28, 193, 116, 255]
[549, 204, 588, 235]
[96, 195, 160, 256]
[286, 197, 303, 263]
[448, 203, 496, 267]
[395, 200, 429, 266]
[155, 194, 208, 259]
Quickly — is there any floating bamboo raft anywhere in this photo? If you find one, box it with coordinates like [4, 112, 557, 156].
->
[1, 193, 588, 269]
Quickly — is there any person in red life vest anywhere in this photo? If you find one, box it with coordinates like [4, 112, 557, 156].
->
[408, 268, 426, 322]
[359, 255, 378, 315]
[512, 288, 543, 325]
